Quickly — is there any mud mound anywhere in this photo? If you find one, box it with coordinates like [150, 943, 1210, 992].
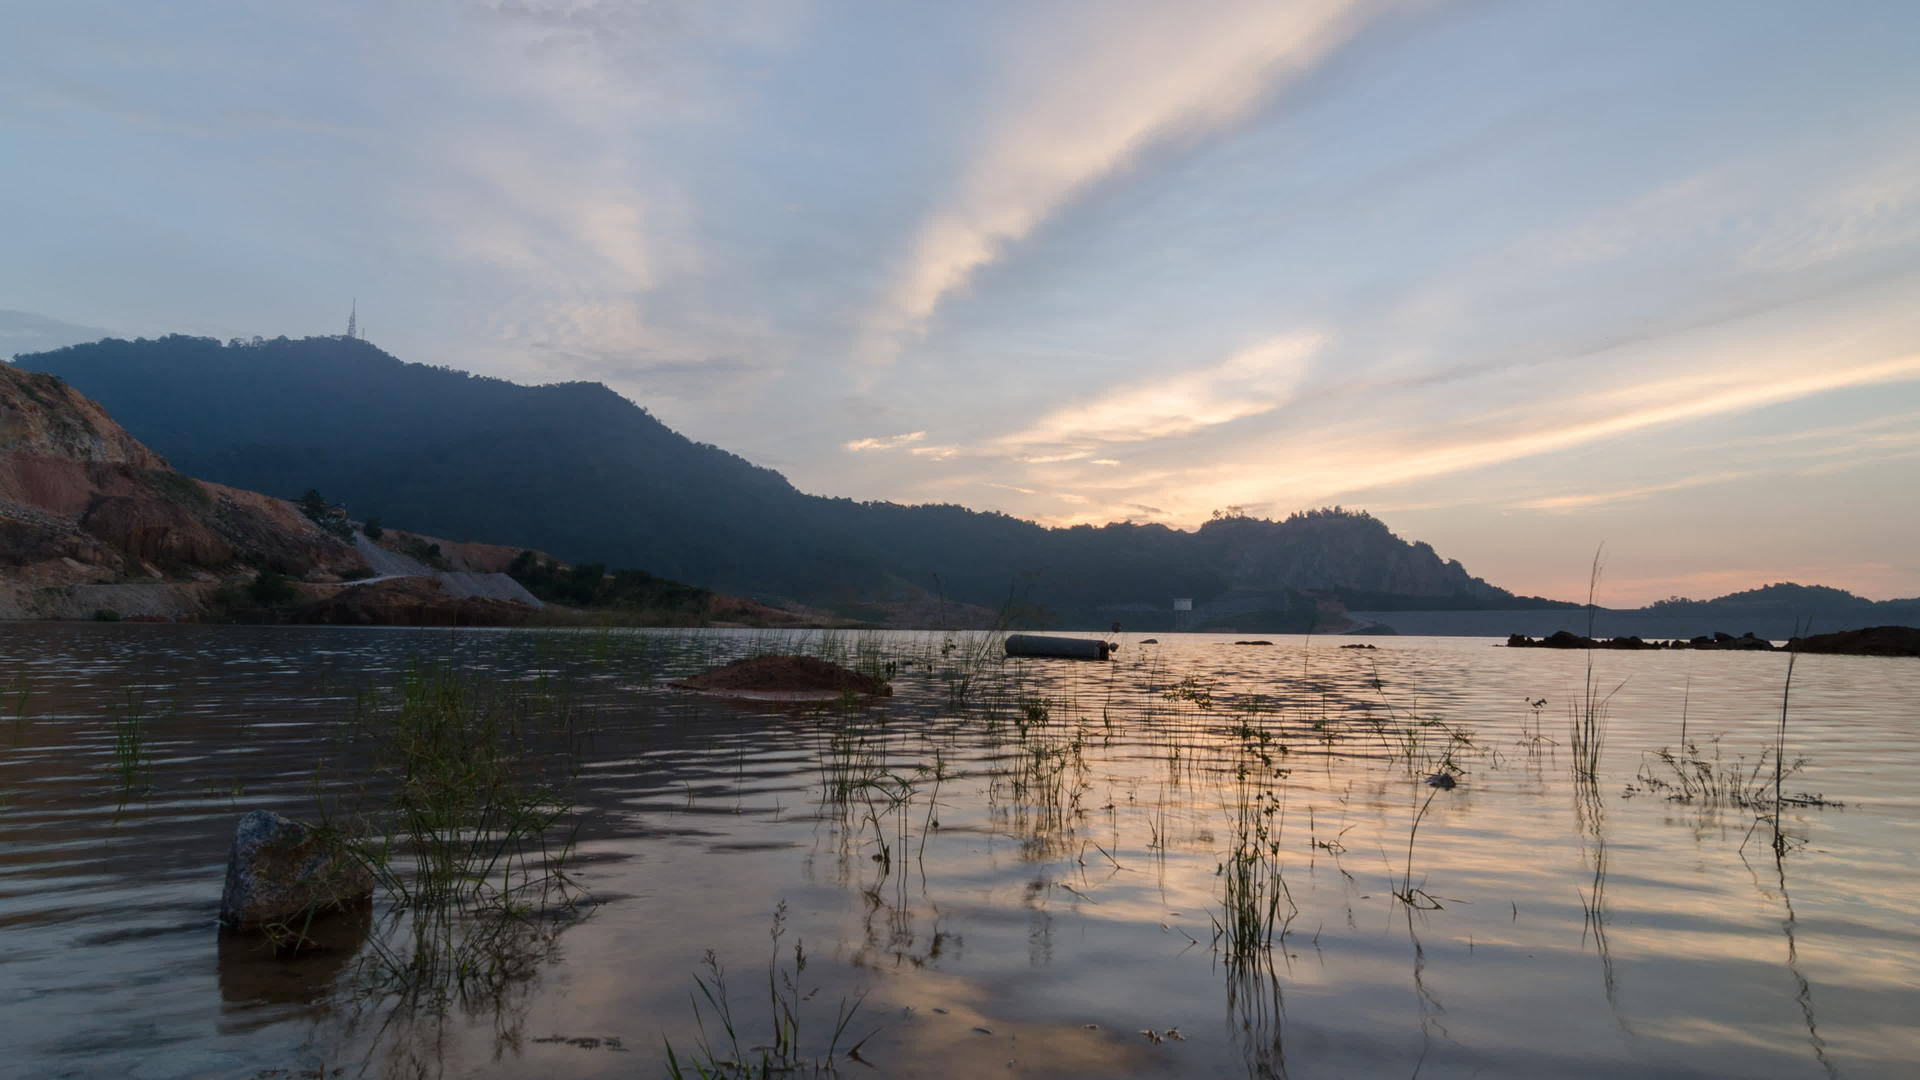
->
[672, 655, 892, 697]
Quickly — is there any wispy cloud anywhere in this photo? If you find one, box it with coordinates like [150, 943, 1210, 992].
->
[1297, 353, 1920, 499]
[844, 430, 926, 452]
[1677, 409, 1920, 457]
[1018, 350, 1920, 527]
[863, 0, 1373, 354]
[1510, 471, 1756, 511]
[999, 332, 1324, 449]
[984, 481, 1087, 505]
[1741, 148, 1920, 273]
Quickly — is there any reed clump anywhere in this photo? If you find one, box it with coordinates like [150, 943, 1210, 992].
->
[108, 688, 153, 799]
[667, 902, 872, 1079]
[1631, 739, 1804, 809]
[1214, 715, 1297, 959]
[332, 662, 586, 1005]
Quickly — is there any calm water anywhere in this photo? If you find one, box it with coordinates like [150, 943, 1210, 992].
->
[1, 624, 1916, 1079]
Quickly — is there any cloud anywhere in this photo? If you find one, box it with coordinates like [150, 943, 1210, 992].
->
[1741, 148, 1920, 273]
[1678, 408, 1920, 457]
[1275, 353, 1920, 502]
[863, 0, 1373, 354]
[844, 431, 926, 452]
[983, 481, 1087, 505]
[0, 309, 115, 360]
[413, 136, 675, 291]
[999, 332, 1323, 449]
[1008, 349, 1920, 528]
[1509, 471, 1756, 511]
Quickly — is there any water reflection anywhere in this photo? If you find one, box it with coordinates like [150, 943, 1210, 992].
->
[217, 905, 371, 1015]
[1, 625, 1917, 1078]
[1226, 950, 1290, 1078]
[1748, 843, 1841, 1080]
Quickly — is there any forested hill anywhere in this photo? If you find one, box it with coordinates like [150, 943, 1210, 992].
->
[1642, 583, 1920, 626]
[14, 334, 1543, 625]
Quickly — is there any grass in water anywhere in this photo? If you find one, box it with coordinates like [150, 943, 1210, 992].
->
[6, 674, 29, 745]
[1393, 785, 1447, 910]
[667, 901, 873, 1078]
[324, 662, 587, 1008]
[1631, 738, 1804, 809]
[1569, 548, 1618, 787]
[108, 688, 152, 801]
[1214, 714, 1297, 959]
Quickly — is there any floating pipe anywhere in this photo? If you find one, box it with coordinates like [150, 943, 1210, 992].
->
[1004, 634, 1113, 661]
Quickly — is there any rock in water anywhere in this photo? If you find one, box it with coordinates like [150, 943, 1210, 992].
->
[1425, 772, 1457, 790]
[218, 810, 373, 931]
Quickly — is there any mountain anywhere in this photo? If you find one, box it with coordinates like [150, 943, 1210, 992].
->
[1646, 583, 1882, 614]
[1353, 581, 1920, 639]
[1638, 583, 1920, 634]
[15, 334, 1550, 627]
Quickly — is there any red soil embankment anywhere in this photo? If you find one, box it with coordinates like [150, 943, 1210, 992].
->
[671, 655, 892, 697]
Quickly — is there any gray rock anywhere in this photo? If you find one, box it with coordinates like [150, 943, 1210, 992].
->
[218, 810, 373, 931]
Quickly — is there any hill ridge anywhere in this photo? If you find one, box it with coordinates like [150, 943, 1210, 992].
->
[17, 334, 1570, 627]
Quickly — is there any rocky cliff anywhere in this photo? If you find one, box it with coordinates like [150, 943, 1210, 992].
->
[0, 365, 362, 593]
[0, 365, 547, 623]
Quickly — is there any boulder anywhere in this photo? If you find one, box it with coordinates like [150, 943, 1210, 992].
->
[218, 810, 373, 932]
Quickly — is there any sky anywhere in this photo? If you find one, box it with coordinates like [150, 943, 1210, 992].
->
[4, 0, 1918, 605]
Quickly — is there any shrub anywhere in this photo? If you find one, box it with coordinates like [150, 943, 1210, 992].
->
[248, 569, 297, 608]
[295, 488, 353, 542]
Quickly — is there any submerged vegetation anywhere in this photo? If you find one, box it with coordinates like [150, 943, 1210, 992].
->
[3, 619, 1889, 1079]
[667, 902, 873, 1079]
[275, 661, 595, 1021]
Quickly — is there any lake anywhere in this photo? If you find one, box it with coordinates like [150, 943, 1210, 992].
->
[2, 624, 1916, 1079]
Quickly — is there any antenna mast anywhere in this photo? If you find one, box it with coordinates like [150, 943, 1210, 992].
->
[346, 298, 358, 340]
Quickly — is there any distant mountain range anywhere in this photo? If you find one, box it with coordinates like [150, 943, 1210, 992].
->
[1353, 581, 1920, 641]
[13, 334, 1913, 632]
